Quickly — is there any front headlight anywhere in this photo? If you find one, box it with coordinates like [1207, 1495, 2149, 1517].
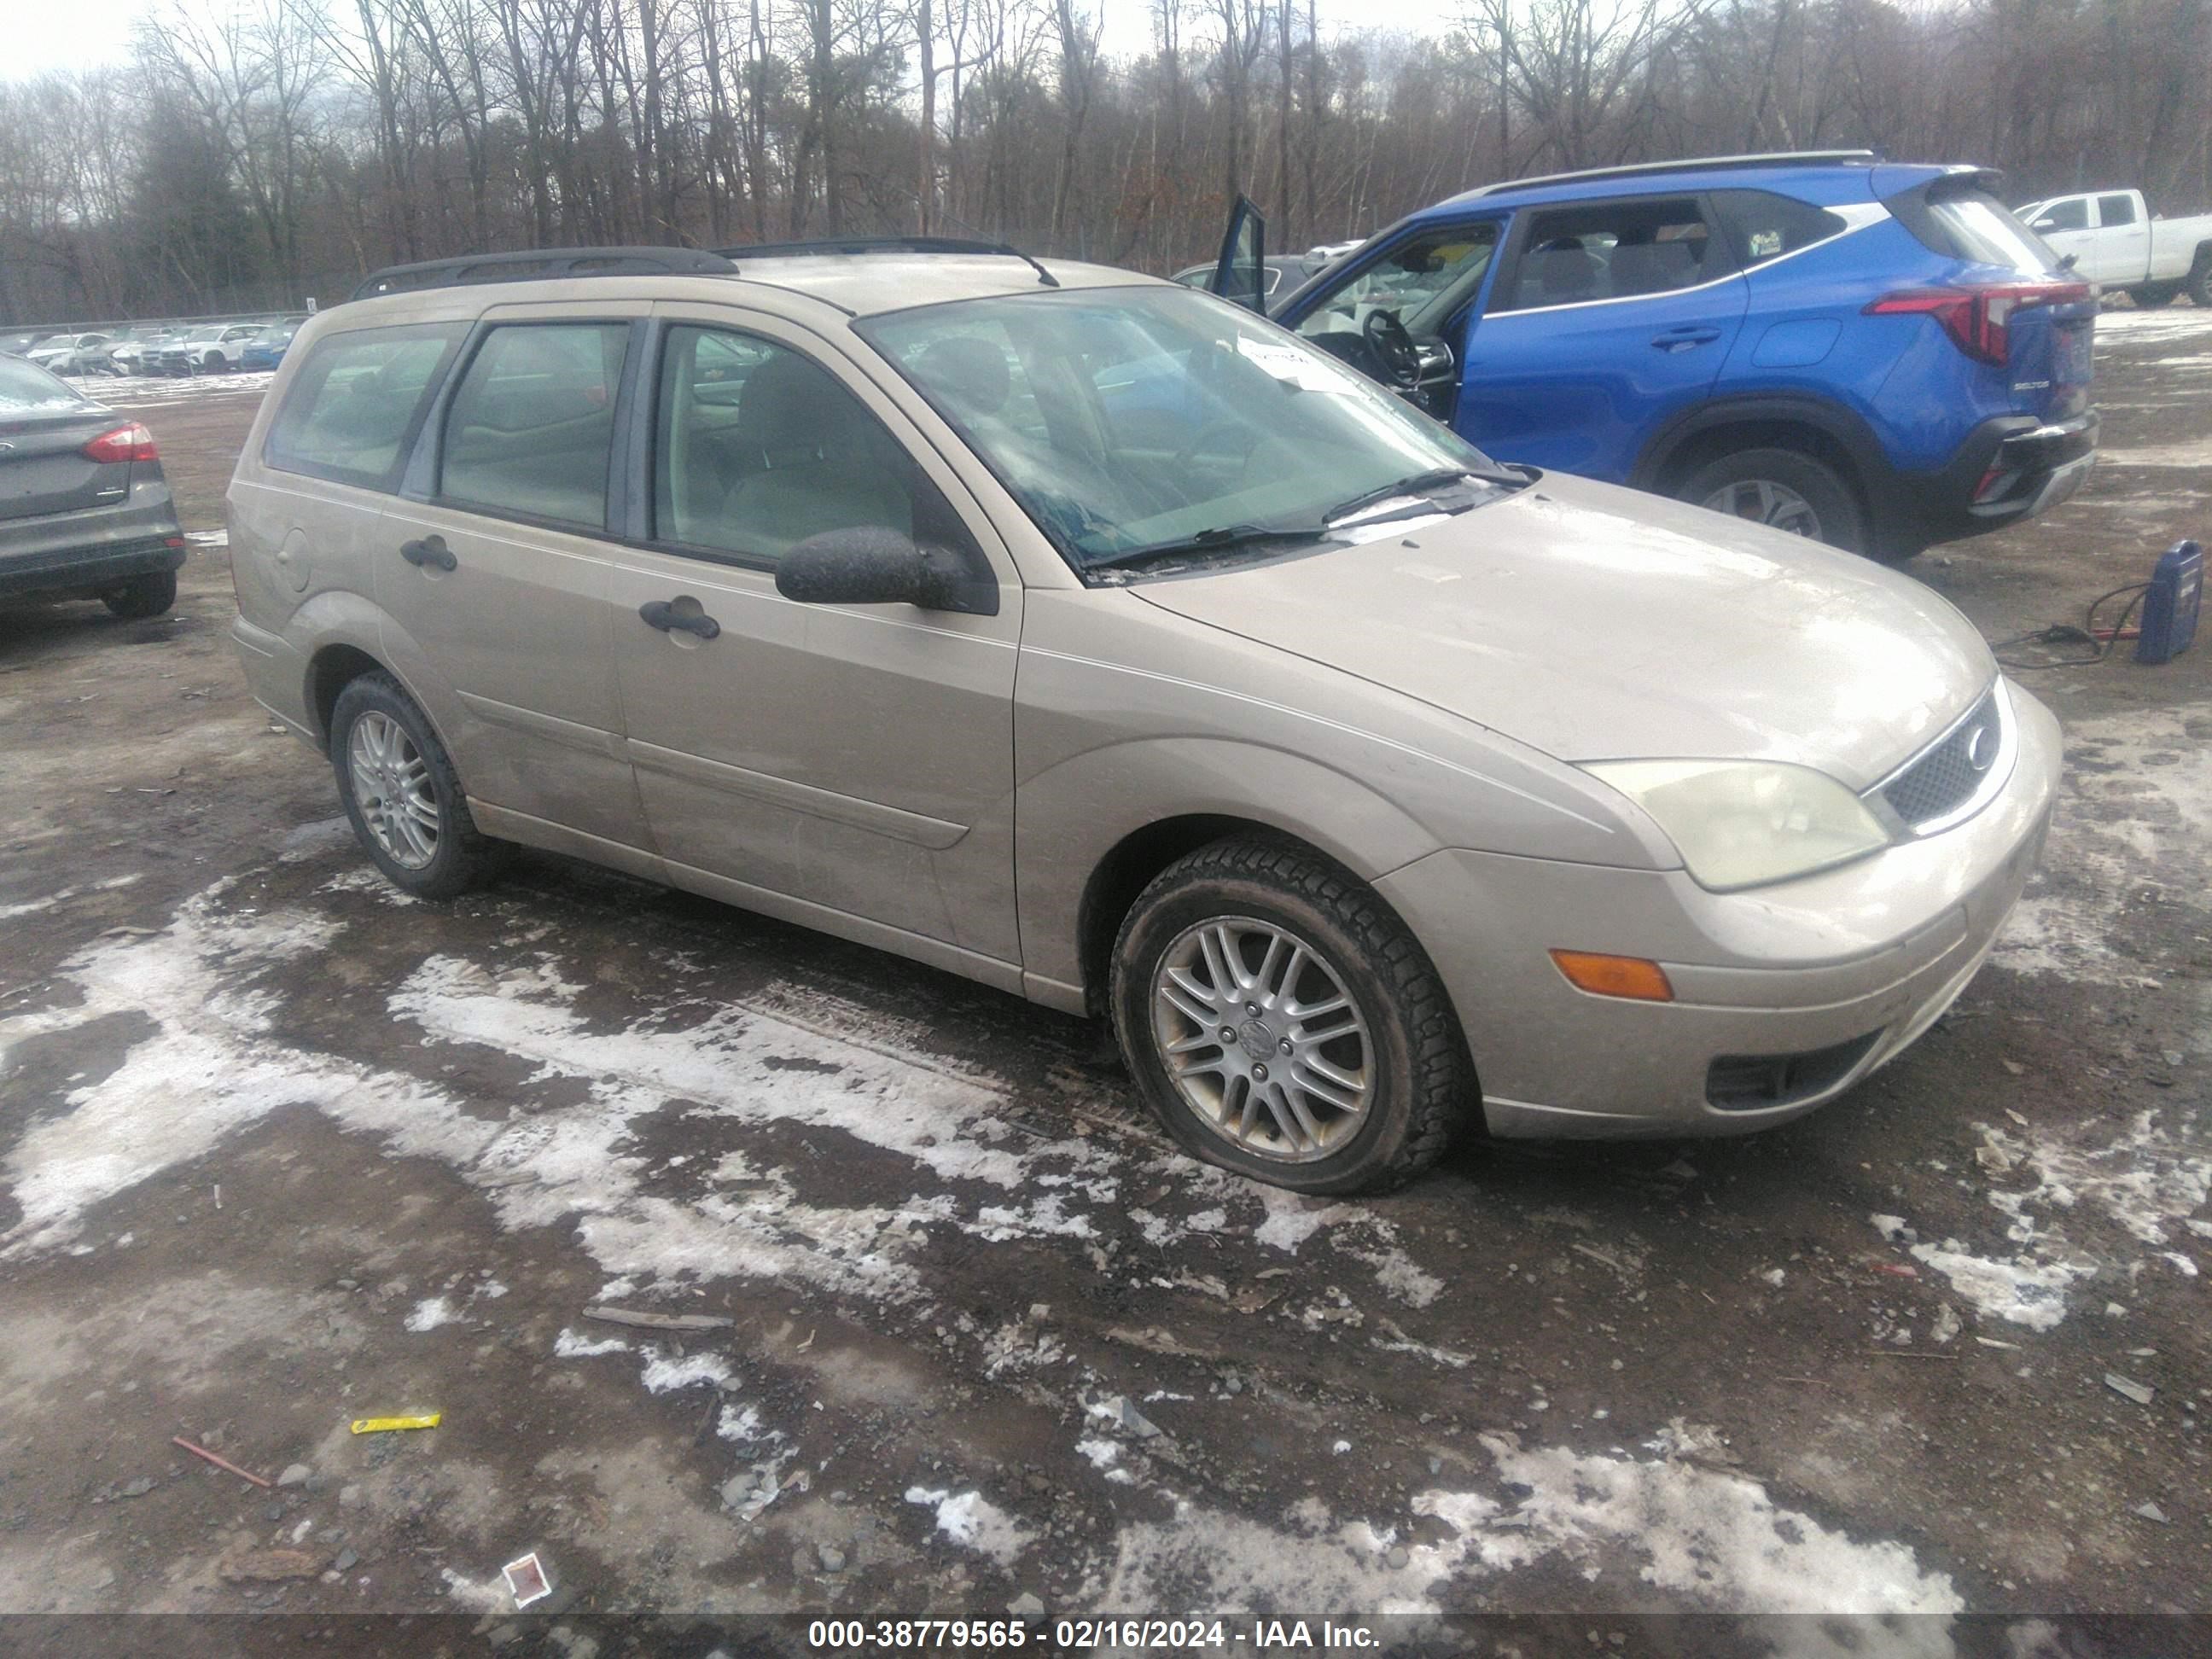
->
[1581, 759, 1892, 892]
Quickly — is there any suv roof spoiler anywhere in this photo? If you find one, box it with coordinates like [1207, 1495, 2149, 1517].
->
[349, 247, 740, 303]
[1461, 150, 1881, 200]
[713, 235, 1060, 288]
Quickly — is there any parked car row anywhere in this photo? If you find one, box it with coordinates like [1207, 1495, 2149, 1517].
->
[0, 316, 307, 376]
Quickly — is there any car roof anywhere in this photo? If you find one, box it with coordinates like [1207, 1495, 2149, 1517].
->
[1413, 154, 1978, 218]
[331, 253, 1159, 326]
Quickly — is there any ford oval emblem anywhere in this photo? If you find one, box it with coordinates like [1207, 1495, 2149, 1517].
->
[1963, 724, 1996, 772]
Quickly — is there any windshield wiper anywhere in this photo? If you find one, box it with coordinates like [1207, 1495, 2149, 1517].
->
[1321, 467, 1500, 526]
[1085, 522, 1331, 574]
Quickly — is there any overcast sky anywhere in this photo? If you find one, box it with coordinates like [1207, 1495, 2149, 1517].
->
[9, 0, 1453, 81]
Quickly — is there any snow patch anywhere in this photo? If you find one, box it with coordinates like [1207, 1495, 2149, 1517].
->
[904, 1487, 1033, 1563]
[404, 1296, 462, 1332]
[1906, 1243, 2090, 1331]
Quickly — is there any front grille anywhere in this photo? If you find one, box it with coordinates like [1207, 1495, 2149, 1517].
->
[1707, 1031, 1881, 1111]
[1878, 685, 2005, 831]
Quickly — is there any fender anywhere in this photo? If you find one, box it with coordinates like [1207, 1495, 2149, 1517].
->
[1628, 391, 1895, 495]
[1015, 735, 1451, 1006]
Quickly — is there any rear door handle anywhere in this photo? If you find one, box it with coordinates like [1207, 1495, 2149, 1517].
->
[1651, 326, 1723, 352]
[638, 598, 721, 640]
[399, 534, 456, 572]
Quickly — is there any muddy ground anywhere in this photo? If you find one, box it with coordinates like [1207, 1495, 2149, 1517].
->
[0, 318, 2206, 1644]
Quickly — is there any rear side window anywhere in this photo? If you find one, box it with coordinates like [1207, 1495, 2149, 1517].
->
[1494, 197, 1720, 311]
[1708, 189, 1848, 269]
[2096, 193, 2137, 226]
[265, 323, 465, 491]
[439, 323, 629, 531]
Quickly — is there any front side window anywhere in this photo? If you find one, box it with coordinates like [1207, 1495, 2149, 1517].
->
[1295, 225, 1499, 341]
[1494, 197, 1720, 312]
[265, 323, 465, 490]
[862, 287, 1507, 573]
[439, 322, 628, 530]
[2096, 193, 2137, 226]
[652, 324, 925, 563]
[2030, 198, 2089, 232]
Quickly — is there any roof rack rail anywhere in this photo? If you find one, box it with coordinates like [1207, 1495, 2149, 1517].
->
[714, 235, 1059, 288]
[350, 246, 738, 303]
[1464, 150, 1881, 199]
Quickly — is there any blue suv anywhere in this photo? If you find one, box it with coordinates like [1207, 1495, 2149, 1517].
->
[1217, 152, 2098, 559]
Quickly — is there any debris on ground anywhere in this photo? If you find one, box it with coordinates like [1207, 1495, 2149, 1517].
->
[1007, 1592, 1045, 1617]
[219, 1548, 321, 1582]
[2104, 1373, 2157, 1406]
[350, 1412, 442, 1434]
[582, 1305, 735, 1332]
[502, 1551, 555, 1608]
[172, 1436, 271, 1487]
[276, 1463, 311, 1487]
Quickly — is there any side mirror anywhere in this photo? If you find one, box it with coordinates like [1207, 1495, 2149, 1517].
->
[774, 527, 998, 616]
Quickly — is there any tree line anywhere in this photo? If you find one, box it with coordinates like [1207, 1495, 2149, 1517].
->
[1, 0, 2208, 324]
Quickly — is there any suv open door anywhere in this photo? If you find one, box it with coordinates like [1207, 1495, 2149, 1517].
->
[1206, 196, 1268, 312]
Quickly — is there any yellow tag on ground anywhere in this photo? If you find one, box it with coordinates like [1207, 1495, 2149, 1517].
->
[349, 1413, 442, 1434]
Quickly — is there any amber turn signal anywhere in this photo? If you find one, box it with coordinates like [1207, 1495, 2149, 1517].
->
[1549, 949, 1674, 1002]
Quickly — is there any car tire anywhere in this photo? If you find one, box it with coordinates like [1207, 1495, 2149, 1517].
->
[2129, 282, 2182, 309]
[101, 569, 177, 619]
[1109, 836, 1469, 1195]
[2189, 259, 2212, 309]
[1680, 446, 1866, 554]
[330, 672, 510, 900]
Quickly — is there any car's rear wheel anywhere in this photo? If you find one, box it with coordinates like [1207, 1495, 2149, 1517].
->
[1109, 837, 1467, 1194]
[2189, 259, 2212, 309]
[2130, 281, 2182, 309]
[101, 570, 176, 618]
[330, 672, 509, 899]
[1682, 447, 1866, 555]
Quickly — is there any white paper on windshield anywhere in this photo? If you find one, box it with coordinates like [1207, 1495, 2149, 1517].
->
[1235, 335, 1346, 393]
[1332, 511, 1448, 545]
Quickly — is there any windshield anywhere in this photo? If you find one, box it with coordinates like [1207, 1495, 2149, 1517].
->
[859, 286, 1501, 572]
[1924, 188, 2061, 273]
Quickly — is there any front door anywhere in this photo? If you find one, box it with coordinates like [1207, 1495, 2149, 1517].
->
[604, 309, 1022, 969]
[1455, 195, 1749, 480]
[377, 303, 651, 852]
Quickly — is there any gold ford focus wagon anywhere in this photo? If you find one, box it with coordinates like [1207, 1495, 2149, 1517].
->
[226, 242, 2058, 1194]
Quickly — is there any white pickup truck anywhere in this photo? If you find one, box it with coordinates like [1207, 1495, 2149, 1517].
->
[2013, 188, 2212, 307]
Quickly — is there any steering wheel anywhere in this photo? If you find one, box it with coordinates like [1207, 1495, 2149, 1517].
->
[1362, 308, 1423, 388]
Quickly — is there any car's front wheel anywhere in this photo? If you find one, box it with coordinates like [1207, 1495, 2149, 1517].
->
[101, 570, 176, 618]
[1109, 837, 1468, 1194]
[2130, 281, 2182, 309]
[330, 672, 509, 899]
[1681, 446, 1866, 555]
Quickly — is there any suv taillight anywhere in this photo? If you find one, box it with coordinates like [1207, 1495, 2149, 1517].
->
[1864, 282, 2091, 366]
[82, 422, 160, 463]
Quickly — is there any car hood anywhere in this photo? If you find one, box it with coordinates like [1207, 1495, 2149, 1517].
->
[1131, 473, 1994, 790]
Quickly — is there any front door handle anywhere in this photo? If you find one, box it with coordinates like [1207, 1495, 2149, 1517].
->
[638, 598, 721, 640]
[1651, 326, 1723, 352]
[399, 534, 457, 571]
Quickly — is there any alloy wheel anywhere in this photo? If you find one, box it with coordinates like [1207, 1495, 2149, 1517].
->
[347, 712, 439, 870]
[1149, 916, 1374, 1163]
[1702, 477, 1822, 538]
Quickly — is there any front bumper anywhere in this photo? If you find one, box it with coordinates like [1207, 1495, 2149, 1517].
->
[1375, 681, 2063, 1138]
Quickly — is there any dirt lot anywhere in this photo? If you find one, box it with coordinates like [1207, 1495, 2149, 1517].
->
[0, 323, 2206, 1641]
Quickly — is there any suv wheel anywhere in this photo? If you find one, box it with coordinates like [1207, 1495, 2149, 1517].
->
[1681, 447, 1866, 554]
[330, 672, 509, 899]
[102, 570, 176, 619]
[1109, 838, 1467, 1194]
[2189, 258, 2212, 310]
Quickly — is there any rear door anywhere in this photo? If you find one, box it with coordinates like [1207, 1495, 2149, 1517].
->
[0, 361, 126, 524]
[376, 302, 653, 852]
[2091, 193, 2152, 285]
[1454, 194, 1749, 479]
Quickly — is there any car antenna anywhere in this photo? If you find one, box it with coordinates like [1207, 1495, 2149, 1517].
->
[1000, 243, 1059, 288]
